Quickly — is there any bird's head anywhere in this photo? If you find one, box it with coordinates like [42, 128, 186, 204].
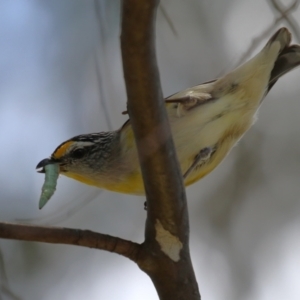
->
[36, 132, 116, 185]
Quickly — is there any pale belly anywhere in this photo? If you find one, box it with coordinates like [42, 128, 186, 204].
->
[169, 97, 259, 185]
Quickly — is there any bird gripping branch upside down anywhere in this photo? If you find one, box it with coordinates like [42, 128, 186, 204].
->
[37, 28, 300, 207]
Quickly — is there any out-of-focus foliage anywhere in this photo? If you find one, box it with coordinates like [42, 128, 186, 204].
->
[1, 0, 300, 299]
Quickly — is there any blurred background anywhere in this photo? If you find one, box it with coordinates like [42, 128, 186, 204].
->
[0, 0, 300, 299]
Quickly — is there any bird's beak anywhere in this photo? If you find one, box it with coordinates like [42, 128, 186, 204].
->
[36, 158, 58, 173]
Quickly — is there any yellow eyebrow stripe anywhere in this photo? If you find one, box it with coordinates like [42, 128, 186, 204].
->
[52, 141, 74, 159]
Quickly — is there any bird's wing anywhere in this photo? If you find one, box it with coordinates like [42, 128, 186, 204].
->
[165, 80, 215, 118]
[267, 44, 300, 93]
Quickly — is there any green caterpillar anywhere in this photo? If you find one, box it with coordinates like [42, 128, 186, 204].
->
[39, 164, 59, 209]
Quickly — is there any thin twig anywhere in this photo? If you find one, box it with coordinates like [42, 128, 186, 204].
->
[270, 0, 300, 42]
[16, 190, 101, 225]
[234, 0, 299, 68]
[159, 4, 178, 37]
[0, 248, 21, 300]
[94, 0, 114, 130]
[0, 222, 141, 262]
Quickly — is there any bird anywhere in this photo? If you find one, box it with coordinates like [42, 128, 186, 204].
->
[37, 27, 300, 196]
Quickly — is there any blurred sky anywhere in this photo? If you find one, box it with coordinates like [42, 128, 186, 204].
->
[1, 0, 300, 299]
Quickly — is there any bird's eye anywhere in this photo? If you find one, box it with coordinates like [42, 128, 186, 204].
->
[71, 148, 86, 159]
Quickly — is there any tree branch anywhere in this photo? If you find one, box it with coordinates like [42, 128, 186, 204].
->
[121, 0, 186, 248]
[0, 222, 140, 262]
[121, 0, 200, 299]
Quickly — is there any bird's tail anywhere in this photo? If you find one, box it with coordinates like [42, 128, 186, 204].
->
[264, 27, 291, 52]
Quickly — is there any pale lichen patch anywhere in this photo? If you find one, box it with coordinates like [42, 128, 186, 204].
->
[155, 219, 183, 262]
